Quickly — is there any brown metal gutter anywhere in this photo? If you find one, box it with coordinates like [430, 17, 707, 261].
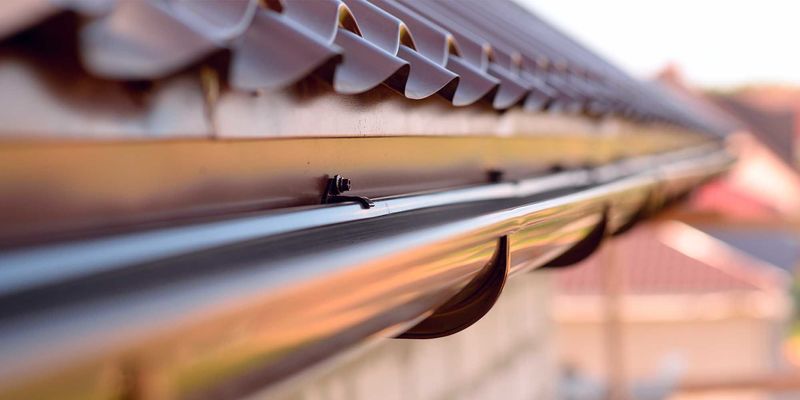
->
[0, 145, 732, 400]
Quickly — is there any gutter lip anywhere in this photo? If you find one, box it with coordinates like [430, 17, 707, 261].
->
[0, 144, 731, 297]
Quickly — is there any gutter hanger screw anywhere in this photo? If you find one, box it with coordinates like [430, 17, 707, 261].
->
[322, 175, 374, 209]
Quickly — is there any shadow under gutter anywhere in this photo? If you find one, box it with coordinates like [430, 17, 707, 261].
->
[0, 145, 733, 400]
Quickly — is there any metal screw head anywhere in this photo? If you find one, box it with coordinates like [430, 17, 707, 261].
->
[335, 176, 351, 194]
[331, 175, 350, 195]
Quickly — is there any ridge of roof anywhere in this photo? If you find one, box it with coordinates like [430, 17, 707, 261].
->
[696, 225, 800, 273]
[557, 221, 790, 295]
[657, 220, 791, 291]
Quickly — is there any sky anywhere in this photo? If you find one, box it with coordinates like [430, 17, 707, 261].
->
[519, 0, 800, 88]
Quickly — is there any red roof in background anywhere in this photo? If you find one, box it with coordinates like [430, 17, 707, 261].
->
[710, 95, 796, 166]
[657, 66, 798, 166]
[732, 86, 800, 137]
[656, 66, 800, 221]
[687, 180, 781, 220]
[557, 222, 787, 295]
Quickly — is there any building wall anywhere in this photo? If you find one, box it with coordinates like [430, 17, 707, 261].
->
[271, 272, 557, 400]
[556, 302, 785, 382]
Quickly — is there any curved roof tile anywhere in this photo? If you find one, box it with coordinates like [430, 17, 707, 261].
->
[0, 0, 730, 133]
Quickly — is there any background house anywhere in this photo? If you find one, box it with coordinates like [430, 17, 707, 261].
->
[554, 221, 793, 399]
[550, 68, 800, 399]
[658, 66, 800, 222]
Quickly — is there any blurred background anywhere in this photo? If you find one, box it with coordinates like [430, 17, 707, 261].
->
[522, 1, 800, 399]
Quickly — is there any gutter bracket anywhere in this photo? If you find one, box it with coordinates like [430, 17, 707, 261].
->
[541, 211, 607, 269]
[397, 236, 510, 339]
[611, 191, 653, 236]
[322, 175, 375, 209]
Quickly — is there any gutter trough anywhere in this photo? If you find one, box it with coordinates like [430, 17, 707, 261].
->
[0, 144, 732, 400]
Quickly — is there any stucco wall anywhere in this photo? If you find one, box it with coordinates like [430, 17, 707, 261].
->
[553, 287, 791, 386]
